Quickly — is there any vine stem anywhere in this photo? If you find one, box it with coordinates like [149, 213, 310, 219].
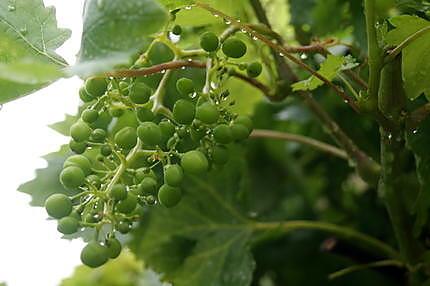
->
[328, 259, 405, 280]
[250, 129, 348, 160]
[253, 221, 400, 259]
[194, 2, 359, 112]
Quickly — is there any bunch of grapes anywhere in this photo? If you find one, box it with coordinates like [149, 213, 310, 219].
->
[44, 24, 259, 268]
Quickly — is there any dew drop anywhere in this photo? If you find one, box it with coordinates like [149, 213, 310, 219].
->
[190, 92, 198, 99]
[187, 58, 193, 62]
[387, 133, 393, 140]
[240, 28, 247, 33]
[344, 99, 349, 104]
[185, 6, 192, 10]
[413, 129, 418, 134]
[252, 36, 258, 41]
[8, 5, 16, 12]
[279, 52, 284, 57]
[181, 66, 186, 70]
[300, 53, 308, 60]
[160, 69, 166, 74]
[212, 13, 219, 18]
[236, 19, 241, 23]
[224, 19, 232, 25]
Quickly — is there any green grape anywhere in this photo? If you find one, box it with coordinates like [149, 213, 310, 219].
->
[158, 184, 182, 208]
[79, 86, 94, 102]
[90, 111, 112, 130]
[212, 145, 229, 165]
[70, 210, 82, 221]
[164, 164, 184, 187]
[159, 120, 176, 138]
[135, 168, 157, 182]
[100, 145, 112, 156]
[110, 184, 127, 201]
[117, 221, 132, 234]
[129, 82, 152, 104]
[70, 121, 92, 142]
[109, 107, 124, 118]
[213, 124, 233, 144]
[64, 155, 92, 176]
[136, 107, 155, 122]
[81, 109, 99, 123]
[69, 140, 87, 154]
[85, 77, 107, 98]
[80, 242, 109, 268]
[172, 24, 182, 35]
[116, 193, 137, 214]
[247, 62, 263, 78]
[196, 102, 219, 124]
[137, 122, 162, 147]
[57, 216, 80, 235]
[119, 81, 129, 96]
[114, 127, 137, 149]
[230, 123, 251, 140]
[181, 150, 209, 174]
[234, 115, 253, 130]
[138, 177, 158, 195]
[60, 166, 86, 189]
[87, 175, 101, 188]
[91, 128, 106, 142]
[190, 127, 206, 142]
[106, 237, 122, 259]
[45, 194, 72, 219]
[176, 78, 195, 96]
[222, 37, 247, 58]
[173, 99, 195, 124]
[200, 32, 219, 52]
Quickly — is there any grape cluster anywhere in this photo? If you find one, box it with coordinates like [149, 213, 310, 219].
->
[44, 24, 257, 268]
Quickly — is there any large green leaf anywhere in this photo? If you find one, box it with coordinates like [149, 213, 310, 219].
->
[130, 150, 255, 286]
[73, 0, 168, 77]
[0, 0, 70, 103]
[385, 15, 430, 100]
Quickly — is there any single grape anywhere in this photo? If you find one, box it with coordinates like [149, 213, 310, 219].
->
[137, 122, 162, 147]
[172, 24, 182, 35]
[63, 155, 92, 176]
[87, 174, 101, 188]
[196, 102, 219, 124]
[85, 77, 107, 98]
[106, 237, 122, 259]
[213, 124, 233, 144]
[135, 168, 157, 182]
[164, 164, 184, 187]
[79, 86, 94, 102]
[212, 145, 229, 165]
[117, 221, 132, 234]
[69, 140, 87, 154]
[129, 82, 152, 104]
[82, 109, 99, 123]
[234, 115, 253, 130]
[100, 145, 112, 156]
[80, 242, 109, 268]
[116, 193, 137, 214]
[110, 184, 127, 201]
[247, 62, 263, 77]
[181, 150, 209, 174]
[70, 210, 82, 221]
[190, 127, 206, 142]
[200, 32, 219, 52]
[138, 177, 158, 195]
[159, 120, 176, 138]
[70, 121, 92, 142]
[173, 99, 195, 124]
[60, 166, 86, 189]
[114, 127, 137, 149]
[45, 194, 72, 219]
[158, 184, 182, 208]
[176, 78, 195, 96]
[57, 216, 80, 235]
[91, 128, 106, 142]
[230, 123, 251, 140]
[109, 107, 124, 118]
[222, 37, 247, 58]
[136, 107, 155, 122]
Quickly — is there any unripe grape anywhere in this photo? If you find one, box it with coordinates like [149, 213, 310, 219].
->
[114, 127, 137, 149]
[190, 127, 206, 142]
[172, 24, 182, 35]
[110, 184, 127, 201]
[106, 237, 122, 259]
[85, 77, 107, 97]
[100, 145, 112, 156]
[91, 128, 106, 142]
[117, 221, 132, 234]
[234, 115, 253, 130]
[212, 145, 229, 165]
[137, 122, 162, 147]
[196, 102, 219, 124]
[230, 123, 251, 140]
[213, 124, 233, 144]
[200, 32, 219, 52]
[135, 168, 157, 182]
[80, 242, 109, 268]
[57, 216, 79, 234]
[164, 164, 184, 187]
[136, 108, 155, 122]
[82, 109, 99, 123]
[109, 107, 124, 118]
[129, 82, 151, 104]
[247, 62, 263, 77]
[176, 78, 195, 96]
[69, 140, 87, 154]
[70, 121, 92, 142]
[181, 150, 209, 174]
[159, 120, 176, 138]
[138, 177, 158, 195]
[64, 155, 92, 176]
[119, 81, 129, 95]
[116, 193, 137, 214]
[45, 194, 72, 219]
[222, 38, 247, 58]
[158, 184, 182, 208]
[79, 86, 94, 102]
[60, 166, 86, 189]
[173, 99, 195, 124]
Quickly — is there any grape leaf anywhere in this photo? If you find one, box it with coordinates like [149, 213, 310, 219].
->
[0, 0, 70, 104]
[385, 15, 430, 100]
[130, 151, 255, 286]
[72, 0, 168, 77]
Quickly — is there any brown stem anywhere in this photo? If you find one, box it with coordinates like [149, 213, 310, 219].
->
[407, 102, 430, 131]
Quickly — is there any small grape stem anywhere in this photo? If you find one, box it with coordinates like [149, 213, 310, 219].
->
[328, 259, 405, 280]
[203, 58, 213, 93]
[251, 129, 348, 160]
